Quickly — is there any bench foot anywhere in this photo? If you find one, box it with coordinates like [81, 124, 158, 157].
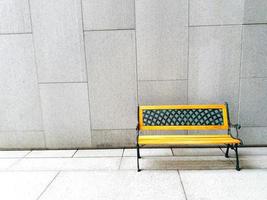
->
[234, 144, 240, 171]
[225, 144, 230, 158]
[137, 144, 141, 172]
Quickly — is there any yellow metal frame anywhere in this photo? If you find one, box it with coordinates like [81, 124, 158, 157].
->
[139, 104, 229, 131]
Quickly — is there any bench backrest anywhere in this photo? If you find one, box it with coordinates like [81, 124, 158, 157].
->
[138, 104, 229, 131]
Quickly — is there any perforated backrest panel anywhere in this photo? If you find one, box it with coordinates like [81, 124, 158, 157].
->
[139, 105, 229, 131]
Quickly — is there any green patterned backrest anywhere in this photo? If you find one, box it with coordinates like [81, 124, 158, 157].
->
[138, 105, 229, 130]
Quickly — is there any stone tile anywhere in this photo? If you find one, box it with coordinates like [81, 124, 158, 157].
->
[236, 127, 267, 145]
[136, 0, 188, 80]
[189, 0, 244, 25]
[39, 171, 186, 200]
[11, 158, 121, 171]
[172, 148, 224, 156]
[0, 0, 31, 33]
[0, 171, 57, 200]
[188, 26, 241, 121]
[82, 0, 134, 30]
[244, 0, 267, 24]
[27, 150, 76, 158]
[241, 25, 267, 78]
[230, 156, 267, 169]
[30, 0, 86, 82]
[124, 148, 173, 157]
[180, 170, 267, 200]
[120, 156, 234, 170]
[0, 159, 19, 170]
[0, 151, 30, 158]
[239, 78, 267, 126]
[91, 130, 135, 148]
[0, 131, 45, 149]
[85, 31, 137, 129]
[74, 149, 123, 157]
[138, 80, 187, 105]
[40, 83, 91, 148]
[0, 34, 42, 131]
[222, 147, 267, 157]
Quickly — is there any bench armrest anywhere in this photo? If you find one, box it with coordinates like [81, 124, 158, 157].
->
[230, 123, 241, 130]
[230, 123, 242, 144]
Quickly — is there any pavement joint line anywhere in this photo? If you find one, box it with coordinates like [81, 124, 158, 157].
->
[118, 149, 125, 170]
[3, 167, 264, 172]
[171, 148, 175, 156]
[71, 149, 79, 158]
[36, 171, 61, 200]
[24, 150, 33, 157]
[177, 170, 188, 200]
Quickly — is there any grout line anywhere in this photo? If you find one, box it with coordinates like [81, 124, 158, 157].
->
[27, 0, 47, 148]
[0, 130, 43, 133]
[186, 0, 190, 105]
[92, 128, 136, 131]
[24, 151, 32, 158]
[36, 171, 61, 200]
[15, 156, 123, 159]
[4, 167, 266, 172]
[189, 23, 267, 28]
[243, 23, 267, 26]
[240, 76, 267, 79]
[84, 28, 135, 32]
[80, 0, 94, 146]
[138, 79, 188, 82]
[171, 148, 174, 156]
[118, 149, 125, 170]
[38, 81, 88, 84]
[133, 0, 139, 106]
[237, 25, 244, 125]
[177, 170, 188, 200]
[190, 24, 245, 28]
[71, 149, 79, 158]
[186, 0, 190, 136]
[0, 32, 32, 35]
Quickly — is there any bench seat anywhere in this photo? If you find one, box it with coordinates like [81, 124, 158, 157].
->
[138, 134, 241, 145]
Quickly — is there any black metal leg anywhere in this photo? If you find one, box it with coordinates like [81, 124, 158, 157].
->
[225, 144, 230, 158]
[137, 144, 141, 172]
[234, 144, 240, 171]
[137, 144, 141, 159]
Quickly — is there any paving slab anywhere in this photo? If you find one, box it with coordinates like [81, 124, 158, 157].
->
[0, 159, 19, 170]
[172, 148, 224, 156]
[221, 147, 267, 156]
[74, 149, 123, 157]
[39, 171, 186, 200]
[124, 148, 173, 157]
[0, 151, 30, 158]
[10, 158, 121, 171]
[180, 169, 267, 200]
[230, 156, 267, 169]
[120, 156, 234, 170]
[0, 171, 57, 200]
[26, 150, 76, 158]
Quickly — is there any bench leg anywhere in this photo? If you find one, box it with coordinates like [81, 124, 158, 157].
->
[234, 144, 240, 171]
[225, 144, 230, 158]
[137, 144, 141, 172]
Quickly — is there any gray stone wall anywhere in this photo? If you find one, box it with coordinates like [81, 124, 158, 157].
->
[0, 0, 267, 149]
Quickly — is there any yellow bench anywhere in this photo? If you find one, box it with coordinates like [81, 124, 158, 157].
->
[136, 103, 242, 171]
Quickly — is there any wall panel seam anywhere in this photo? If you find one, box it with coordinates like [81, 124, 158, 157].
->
[27, 0, 47, 148]
[80, 0, 93, 146]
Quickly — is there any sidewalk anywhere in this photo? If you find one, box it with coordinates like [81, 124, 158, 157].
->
[0, 147, 267, 200]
